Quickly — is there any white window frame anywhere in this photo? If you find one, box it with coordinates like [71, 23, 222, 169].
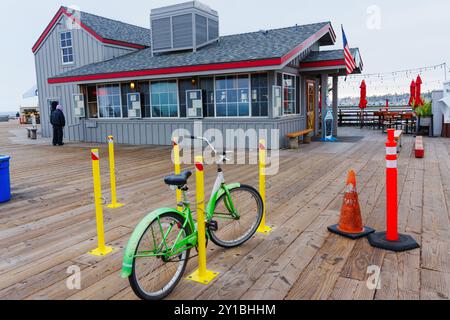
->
[60, 31, 74, 65]
[213, 73, 252, 119]
[149, 79, 180, 119]
[279, 72, 298, 117]
[73, 93, 86, 118]
[272, 86, 282, 118]
[96, 83, 123, 119]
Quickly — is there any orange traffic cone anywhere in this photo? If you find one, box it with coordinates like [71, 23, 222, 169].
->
[328, 171, 375, 239]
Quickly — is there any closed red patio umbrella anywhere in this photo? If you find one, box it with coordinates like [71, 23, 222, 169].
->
[359, 80, 367, 109]
[415, 75, 424, 106]
[408, 80, 416, 106]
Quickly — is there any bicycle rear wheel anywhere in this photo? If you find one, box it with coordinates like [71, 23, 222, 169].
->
[209, 185, 263, 248]
[129, 213, 191, 300]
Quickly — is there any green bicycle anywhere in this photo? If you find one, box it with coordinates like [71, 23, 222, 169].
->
[121, 136, 264, 300]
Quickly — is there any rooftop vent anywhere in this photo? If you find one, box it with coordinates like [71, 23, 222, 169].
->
[150, 1, 219, 54]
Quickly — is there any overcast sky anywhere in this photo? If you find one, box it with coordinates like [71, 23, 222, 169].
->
[1, 0, 449, 112]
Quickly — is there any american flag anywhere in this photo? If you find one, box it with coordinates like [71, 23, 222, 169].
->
[342, 26, 356, 75]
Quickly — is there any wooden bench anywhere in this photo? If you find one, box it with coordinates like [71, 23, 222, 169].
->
[394, 130, 403, 153]
[286, 129, 314, 149]
[415, 136, 424, 158]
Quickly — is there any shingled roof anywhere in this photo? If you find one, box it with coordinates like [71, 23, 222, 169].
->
[302, 48, 359, 62]
[32, 6, 151, 53]
[48, 21, 335, 83]
[299, 48, 364, 74]
[74, 8, 152, 47]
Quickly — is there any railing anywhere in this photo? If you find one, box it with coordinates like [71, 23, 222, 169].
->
[338, 106, 413, 127]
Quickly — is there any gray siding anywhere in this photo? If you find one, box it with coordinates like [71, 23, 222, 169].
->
[78, 115, 303, 150]
[172, 14, 193, 48]
[151, 17, 172, 51]
[208, 19, 219, 41]
[195, 14, 208, 46]
[35, 15, 136, 140]
[80, 118, 283, 149]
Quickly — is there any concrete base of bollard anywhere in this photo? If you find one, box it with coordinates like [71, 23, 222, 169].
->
[328, 224, 375, 240]
[368, 232, 420, 252]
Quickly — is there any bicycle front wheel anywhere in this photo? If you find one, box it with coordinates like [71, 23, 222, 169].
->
[209, 185, 263, 248]
[129, 213, 191, 300]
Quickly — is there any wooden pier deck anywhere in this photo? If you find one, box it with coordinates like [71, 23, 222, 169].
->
[0, 121, 449, 300]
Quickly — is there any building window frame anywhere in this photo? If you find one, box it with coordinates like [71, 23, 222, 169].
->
[96, 83, 123, 119]
[60, 31, 74, 65]
[213, 73, 253, 119]
[278, 72, 299, 117]
[150, 79, 180, 119]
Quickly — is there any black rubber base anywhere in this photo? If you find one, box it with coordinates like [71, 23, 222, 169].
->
[328, 224, 375, 240]
[368, 232, 420, 252]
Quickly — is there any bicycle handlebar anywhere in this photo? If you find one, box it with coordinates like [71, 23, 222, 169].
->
[184, 135, 218, 154]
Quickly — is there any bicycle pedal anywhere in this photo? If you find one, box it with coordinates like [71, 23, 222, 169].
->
[207, 220, 218, 232]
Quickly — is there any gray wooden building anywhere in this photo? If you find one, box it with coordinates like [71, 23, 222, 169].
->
[33, 1, 363, 149]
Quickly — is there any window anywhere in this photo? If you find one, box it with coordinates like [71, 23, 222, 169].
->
[138, 82, 151, 118]
[280, 73, 296, 116]
[97, 84, 122, 118]
[200, 77, 215, 117]
[151, 80, 179, 118]
[87, 86, 98, 118]
[215, 75, 250, 117]
[60, 31, 74, 64]
[251, 73, 269, 117]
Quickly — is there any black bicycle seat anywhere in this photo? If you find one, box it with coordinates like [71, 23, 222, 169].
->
[164, 171, 193, 187]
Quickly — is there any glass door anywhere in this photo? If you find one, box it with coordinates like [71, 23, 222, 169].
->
[306, 81, 316, 132]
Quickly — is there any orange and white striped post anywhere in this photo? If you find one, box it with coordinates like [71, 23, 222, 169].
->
[385, 129, 398, 241]
[368, 129, 420, 252]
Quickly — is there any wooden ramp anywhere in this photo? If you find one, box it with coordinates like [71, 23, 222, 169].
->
[0, 121, 449, 300]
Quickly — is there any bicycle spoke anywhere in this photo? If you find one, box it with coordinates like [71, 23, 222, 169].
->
[131, 214, 190, 300]
[210, 186, 262, 248]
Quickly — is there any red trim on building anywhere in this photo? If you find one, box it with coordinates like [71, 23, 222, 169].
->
[32, 7, 147, 54]
[47, 23, 336, 84]
[299, 59, 345, 69]
[280, 24, 332, 65]
[48, 58, 282, 84]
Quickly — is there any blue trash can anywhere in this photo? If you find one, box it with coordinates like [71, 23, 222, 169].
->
[0, 155, 11, 203]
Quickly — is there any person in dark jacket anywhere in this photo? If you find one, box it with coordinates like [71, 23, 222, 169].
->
[50, 103, 66, 146]
[50, 102, 57, 146]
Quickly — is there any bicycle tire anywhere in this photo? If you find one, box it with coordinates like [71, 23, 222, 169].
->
[129, 212, 192, 300]
[209, 185, 263, 248]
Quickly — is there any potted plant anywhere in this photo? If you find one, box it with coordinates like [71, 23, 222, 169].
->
[414, 100, 433, 136]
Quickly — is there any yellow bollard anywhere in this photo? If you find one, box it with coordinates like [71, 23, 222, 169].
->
[257, 139, 273, 234]
[172, 137, 183, 211]
[187, 156, 219, 285]
[107, 136, 124, 209]
[89, 149, 114, 257]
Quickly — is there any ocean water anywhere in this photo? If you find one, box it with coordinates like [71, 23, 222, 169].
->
[0, 112, 15, 117]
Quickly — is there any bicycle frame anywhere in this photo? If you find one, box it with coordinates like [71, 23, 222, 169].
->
[122, 135, 242, 278]
[121, 181, 241, 278]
